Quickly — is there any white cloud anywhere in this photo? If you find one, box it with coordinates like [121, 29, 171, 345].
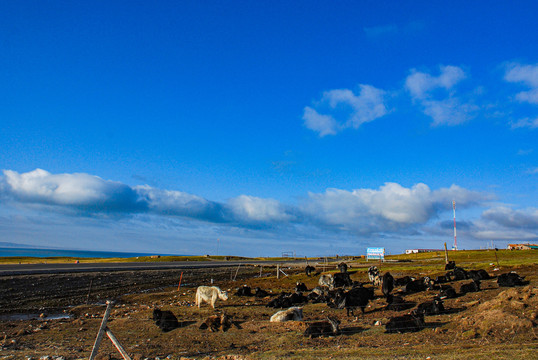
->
[405, 65, 476, 126]
[302, 183, 491, 233]
[134, 185, 225, 222]
[482, 206, 538, 229]
[505, 63, 538, 104]
[1, 169, 498, 242]
[228, 195, 293, 223]
[302, 107, 339, 137]
[517, 149, 533, 155]
[511, 117, 538, 129]
[1, 169, 143, 212]
[0, 169, 293, 226]
[303, 84, 388, 136]
[472, 228, 538, 241]
[406, 66, 466, 100]
[421, 98, 477, 126]
[466, 206, 538, 242]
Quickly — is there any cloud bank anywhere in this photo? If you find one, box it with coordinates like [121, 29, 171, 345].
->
[1, 169, 494, 238]
[3, 169, 537, 253]
[302, 183, 492, 235]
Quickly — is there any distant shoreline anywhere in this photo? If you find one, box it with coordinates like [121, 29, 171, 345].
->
[0, 247, 183, 259]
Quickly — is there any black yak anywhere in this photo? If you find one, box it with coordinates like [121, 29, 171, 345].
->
[497, 272, 528, 287]
[295, 282, 308, 292]
[333, 272, 353, 288]
[439, 285, 458, 299]
[235, 285, 252, 296]
[329, 286, 375, 317]
[385, 294, 415, 312]
[382, 272, 394, 297]
[385, 312, 425, 333]
[460, 280, 481, 295]
[416, 297, 445, 315]
[153, 308, 179, 332]
[304, 317, 341, 338]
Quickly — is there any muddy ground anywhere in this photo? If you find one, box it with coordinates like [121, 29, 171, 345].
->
[0, 261, 537, 359]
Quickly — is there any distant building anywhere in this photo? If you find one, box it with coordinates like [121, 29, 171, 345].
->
[405, 249, 443, 254]
[507, 243, 538, 250]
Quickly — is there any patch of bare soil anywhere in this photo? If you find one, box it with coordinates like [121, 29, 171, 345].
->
[455, 284, 538, 340]
[0, 263, 537, 359]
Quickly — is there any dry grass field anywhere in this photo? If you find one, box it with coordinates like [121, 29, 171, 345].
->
[0, 250, 537, 359]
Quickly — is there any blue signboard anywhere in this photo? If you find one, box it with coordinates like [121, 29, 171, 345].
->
[367, 247, 385, 261]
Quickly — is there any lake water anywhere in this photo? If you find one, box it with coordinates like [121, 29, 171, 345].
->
[0, 247, 181, 258]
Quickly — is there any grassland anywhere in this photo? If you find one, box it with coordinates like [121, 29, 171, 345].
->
[0, 249, 536, 359]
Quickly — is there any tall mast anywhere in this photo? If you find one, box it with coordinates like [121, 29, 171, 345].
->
[453, 200, 458, 250]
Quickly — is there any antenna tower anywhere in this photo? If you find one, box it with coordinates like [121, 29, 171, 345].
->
[453, 200, 458, 250]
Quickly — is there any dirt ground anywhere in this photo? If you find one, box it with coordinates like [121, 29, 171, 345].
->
[0, 260, 537, 359]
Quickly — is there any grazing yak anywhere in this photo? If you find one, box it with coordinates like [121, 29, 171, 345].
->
[467, 269, 490, 281]
[199, 313, 234, 332]
[338, 262, 348, 273]
[385, 294, 415, 312]
[497, 272, 528, 287]
[445, 261, 456, 270]
[394, 276, 414, 287]
[382, 272, 394, 298]
[416, 297, 445, 316]
[329, 286, 375, 317]
[439, 285, 458, 299]
[446, 267, 468, 281]
[460, 280, 481, 295]
[195, 286, 229, 309]
[267, 292, 307, 308]
[270, 307, 303, 322]
[385, 312, 425, 333]
[318, 274, 335, 289]
[307, 287, 334, 303]
[435, 275, 449, 284]
[152, 308, 179, 332]
[254, 287, 270, 297]
[423, 276, 437, 290]
[368, 266, 381, 286]
[295, 282, 308, 292]
[402, 279, 426, 293]
[304, 317, 341, 338]
[235, 285, 252, 296]
[333, 272, 353, 288]
[305, 265, 316, 276]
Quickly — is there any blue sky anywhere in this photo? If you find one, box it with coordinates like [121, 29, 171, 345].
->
[1, 1, 537, 256]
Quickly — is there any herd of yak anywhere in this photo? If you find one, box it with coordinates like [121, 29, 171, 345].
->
[153, 261, 529, 338]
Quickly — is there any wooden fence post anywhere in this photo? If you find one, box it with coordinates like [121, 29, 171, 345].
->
[89, 300, 132, 360]
[86, 279, 93, 305]
[233, 264, 241, 281]
[177, 272, 184, 291]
